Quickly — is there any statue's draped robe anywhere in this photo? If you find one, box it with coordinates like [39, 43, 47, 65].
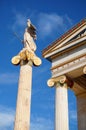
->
[24, 31, 37, 53]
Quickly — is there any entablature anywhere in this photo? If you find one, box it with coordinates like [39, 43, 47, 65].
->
[51, 55, 86, 78]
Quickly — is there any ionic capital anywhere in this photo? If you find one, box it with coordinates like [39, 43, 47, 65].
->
[11, 49, 42, 66]
[47, 75, 73, 88]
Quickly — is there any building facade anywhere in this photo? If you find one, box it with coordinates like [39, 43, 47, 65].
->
[42, 19, 86, 130]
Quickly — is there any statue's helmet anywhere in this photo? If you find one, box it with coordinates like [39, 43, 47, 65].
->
[27, 19, 36, 31]
[27, 19, 31, 27]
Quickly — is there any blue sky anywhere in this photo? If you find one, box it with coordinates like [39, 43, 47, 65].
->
[0, 0, 86, 130]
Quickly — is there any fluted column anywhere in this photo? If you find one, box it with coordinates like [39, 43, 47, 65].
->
[11, 49, 41, 130]
[76, 92, 86, 130]
[47, 75, 73, 130]
[55, 82, 69, 130]
[14, 61, 32, 130]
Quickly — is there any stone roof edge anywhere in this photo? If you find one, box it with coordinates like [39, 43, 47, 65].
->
[42, 18, 86, 57]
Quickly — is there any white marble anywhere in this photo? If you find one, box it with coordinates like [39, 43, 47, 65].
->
[14, 62, 32, 130]
[55, 83, 69, 130]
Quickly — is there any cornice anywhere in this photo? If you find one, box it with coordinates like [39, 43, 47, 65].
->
[42, 18, 86, 57]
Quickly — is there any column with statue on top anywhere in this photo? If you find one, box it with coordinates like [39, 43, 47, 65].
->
[11, 19, 42, 130]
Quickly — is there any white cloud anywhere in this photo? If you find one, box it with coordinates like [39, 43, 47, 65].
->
[31, 116, 53, 130]
[37, 13, 73, 38]
[11, 12, 28, 39]
[10, 11, 73, 40]
[0, 105, 14, 130]
[12, 13, 27, 31]
[0, 72, 18, 84]
[37, 13, 63, 36]
[0, 105, 53, 130]
[64, 14, 73, 26]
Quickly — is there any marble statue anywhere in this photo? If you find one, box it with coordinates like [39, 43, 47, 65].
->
[11, 19, 41, 66]
[24, 19, 37, 53]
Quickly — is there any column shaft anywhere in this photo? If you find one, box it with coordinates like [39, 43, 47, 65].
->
[77, 92, 86, 130]
[14, 62, 32, 130]
[55, 84, 69, 130]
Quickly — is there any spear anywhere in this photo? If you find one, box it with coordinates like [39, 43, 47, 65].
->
[13, 32, 24, 44]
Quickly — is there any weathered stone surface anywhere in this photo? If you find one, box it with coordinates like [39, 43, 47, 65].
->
[14, 63, 32, 130]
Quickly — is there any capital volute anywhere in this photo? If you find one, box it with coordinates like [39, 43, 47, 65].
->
[11, 49, 42, 67]
[47, 75, 73, 88]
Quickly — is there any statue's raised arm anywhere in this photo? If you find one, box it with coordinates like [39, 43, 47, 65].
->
[24, 19, 37, 53]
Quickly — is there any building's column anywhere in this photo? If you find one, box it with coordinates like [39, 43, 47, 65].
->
[11, 49, 41, 130]
[76, 92, 86, 130]
[55, 82, 69, 130]
[73, 66, 86, 130]
[47, 75, 73, 130]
